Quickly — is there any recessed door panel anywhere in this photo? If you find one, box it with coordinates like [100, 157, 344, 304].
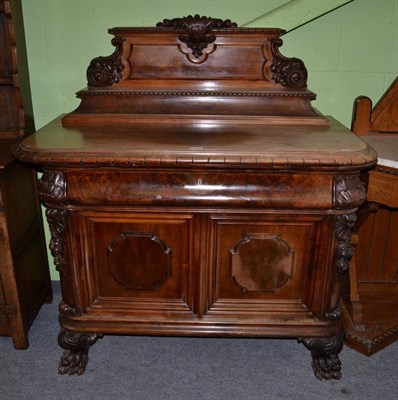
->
[73, 212, 195, 314]
[107, 231, 172, 291]
[229, 232, 295, 293]
[206, 214, 330, 315]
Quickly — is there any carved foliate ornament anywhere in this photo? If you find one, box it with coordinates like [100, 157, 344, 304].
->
[335, 175, 367, 209]
[45, 208, 67, 273]
[157, 15, 237, 62]
[269, 38, 308, 89]
[37, 170, 66, 205]
[335, 212, 357, 275]
[38, 171, 68, 273]
[87, 37, 125, 86]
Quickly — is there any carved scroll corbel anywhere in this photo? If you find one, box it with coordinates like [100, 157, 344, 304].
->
[335, 213, 357, 276]
[87, 37, 125, 87]
[269, 38, 308, 89]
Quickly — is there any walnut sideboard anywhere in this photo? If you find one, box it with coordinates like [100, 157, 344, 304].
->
[14, 16, 377, 380]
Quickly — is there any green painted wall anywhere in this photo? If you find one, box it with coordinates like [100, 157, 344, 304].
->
[281, 0, 397, 126]
[20, 0, 397, 279]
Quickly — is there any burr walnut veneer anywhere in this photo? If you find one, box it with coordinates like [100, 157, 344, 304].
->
[14, 16, 377, 379]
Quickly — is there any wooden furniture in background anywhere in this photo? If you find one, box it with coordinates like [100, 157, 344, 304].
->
[0, 0, 52, 349]
[342, 77, 398, 355]
[14, 16, 376, 379]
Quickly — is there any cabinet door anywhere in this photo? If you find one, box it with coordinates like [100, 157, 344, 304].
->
[203, 213, 334, 321]
[69, 211, 196, 318]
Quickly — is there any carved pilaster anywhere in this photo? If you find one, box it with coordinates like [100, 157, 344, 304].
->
[87, 37, 125, 87]
[157, 15, 237, 62]
[58, 329, 102, 375]
[269, 38, 308, 89]
[299, 333, 344, 380]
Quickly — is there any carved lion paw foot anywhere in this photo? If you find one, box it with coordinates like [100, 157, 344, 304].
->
[58, 349, 89, 375]
[299, 333, 344, 380]
[57, 329, 102, 375]
[311, 354, 342, 380]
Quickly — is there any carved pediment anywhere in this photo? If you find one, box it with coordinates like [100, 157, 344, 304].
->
[157, 15, 237, 62]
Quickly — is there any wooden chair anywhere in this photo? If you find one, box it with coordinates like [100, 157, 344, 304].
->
[342, 77, 398, 355]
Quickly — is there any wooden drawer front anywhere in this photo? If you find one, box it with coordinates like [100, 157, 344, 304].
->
[205, 214, 332, 317]
[66, 170, 333, 209]
[72, 211, 195, 316]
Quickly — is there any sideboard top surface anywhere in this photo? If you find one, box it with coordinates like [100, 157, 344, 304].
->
[13, 17, 377, 171]
[14, 116, 376, 169]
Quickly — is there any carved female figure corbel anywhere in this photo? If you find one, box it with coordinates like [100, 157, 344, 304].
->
[38, 170, 101, 375]
[300, 175, 366, 380]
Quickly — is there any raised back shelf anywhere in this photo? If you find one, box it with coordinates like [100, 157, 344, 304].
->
[63, 15, 328, 127]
